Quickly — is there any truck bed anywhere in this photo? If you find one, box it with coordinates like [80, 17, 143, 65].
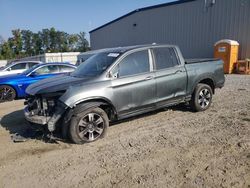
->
[185, 58, 220, 64]
[184, 58, 225, 95]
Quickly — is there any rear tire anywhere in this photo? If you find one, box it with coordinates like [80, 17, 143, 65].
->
[190, 84, 213, 112]
[69, 107, 109, 144]
[0, 85, 16, 102]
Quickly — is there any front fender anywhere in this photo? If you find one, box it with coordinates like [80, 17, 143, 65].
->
[63, 101, 107, 123]
[59, 80, 113, 108]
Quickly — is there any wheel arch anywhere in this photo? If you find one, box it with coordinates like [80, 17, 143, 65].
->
[66, 97, 118, 122]
[198, 78, 215, 94]
[192, 75, 215, 95]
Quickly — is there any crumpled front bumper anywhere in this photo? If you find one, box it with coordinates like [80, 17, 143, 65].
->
[24, 106, 50, 125]
[24, 101, 67, 132]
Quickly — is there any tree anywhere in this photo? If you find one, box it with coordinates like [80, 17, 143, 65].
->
[33, 32, 43, 55]
[0, 28, 90, 60]
[10, 29, 23, 57]
[49, 27, 57, 52]
[68, 34, 78, 51]
[56, 31, 69, 52]
[21, 30, 34, 56]
[41, 29, 50, 52]
[1, 42, 13, 59]
[77, 32, 89, 52]
[0, 35, 5, 59]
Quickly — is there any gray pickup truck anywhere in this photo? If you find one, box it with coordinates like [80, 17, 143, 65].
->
[24, 44, 225, 144]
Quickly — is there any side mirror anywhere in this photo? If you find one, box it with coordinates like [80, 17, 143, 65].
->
[108, 71, 118, 79]
[7, 68, 11, 71]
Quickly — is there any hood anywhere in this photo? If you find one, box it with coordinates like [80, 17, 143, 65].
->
[26, 74, 91, 96]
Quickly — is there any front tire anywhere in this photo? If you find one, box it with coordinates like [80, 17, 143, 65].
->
[69, 107, 109, 144]
[0, 85, 16, 102]
[190, 84, 213, 112]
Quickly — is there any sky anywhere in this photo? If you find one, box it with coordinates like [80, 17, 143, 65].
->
[0, 0, 173, 40]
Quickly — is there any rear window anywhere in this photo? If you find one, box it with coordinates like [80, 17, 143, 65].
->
[153, 47, 179, 70]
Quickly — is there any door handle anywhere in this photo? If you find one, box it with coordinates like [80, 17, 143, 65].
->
[145, 76, 154, 80]
[175, 70, 184, 74]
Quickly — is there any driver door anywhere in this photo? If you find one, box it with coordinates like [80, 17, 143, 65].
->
[110, 49, 156, 118]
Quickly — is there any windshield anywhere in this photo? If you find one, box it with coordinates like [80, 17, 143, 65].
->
[0, 64, 11, 70]
[0, 66, 7, 70]
[71, 52, 120, 77]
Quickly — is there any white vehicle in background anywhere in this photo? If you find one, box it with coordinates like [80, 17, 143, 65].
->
[0, 61, 43, 76]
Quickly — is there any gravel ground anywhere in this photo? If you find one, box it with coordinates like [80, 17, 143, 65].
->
[0, 74, 249, 188]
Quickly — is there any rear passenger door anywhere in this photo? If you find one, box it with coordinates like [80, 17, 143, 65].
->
[110, 49, 156, 116]
[153, 47, 187, 106]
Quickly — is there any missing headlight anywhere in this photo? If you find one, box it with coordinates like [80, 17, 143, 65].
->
[47, 100, 55, 107]
[42, 98, 48, 110]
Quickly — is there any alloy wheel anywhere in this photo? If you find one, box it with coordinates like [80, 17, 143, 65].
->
[198, 88, 211, 109]
[0, 86, 15, 102]
[77, 113, 105, 141]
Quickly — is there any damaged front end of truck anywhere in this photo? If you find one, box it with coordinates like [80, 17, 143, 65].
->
[24, 91, 68, 132]
[23, 74, 93, 134]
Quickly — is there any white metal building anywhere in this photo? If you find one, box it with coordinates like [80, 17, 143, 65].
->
[90, 0, 250, 59]
[18, 52, 80, 65]
[0, 60, 7, 67]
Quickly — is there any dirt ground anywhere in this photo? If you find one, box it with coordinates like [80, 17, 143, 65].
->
[0, 74, 249, 188]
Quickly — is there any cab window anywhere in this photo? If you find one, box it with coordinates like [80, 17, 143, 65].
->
[113, 50, 150, 78]
[153, 47, 179, 70]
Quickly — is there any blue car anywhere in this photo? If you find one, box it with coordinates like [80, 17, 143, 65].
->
[0, 62, 76, 102]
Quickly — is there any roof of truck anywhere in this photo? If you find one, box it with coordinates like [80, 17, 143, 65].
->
[96, 44, 177, 54]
